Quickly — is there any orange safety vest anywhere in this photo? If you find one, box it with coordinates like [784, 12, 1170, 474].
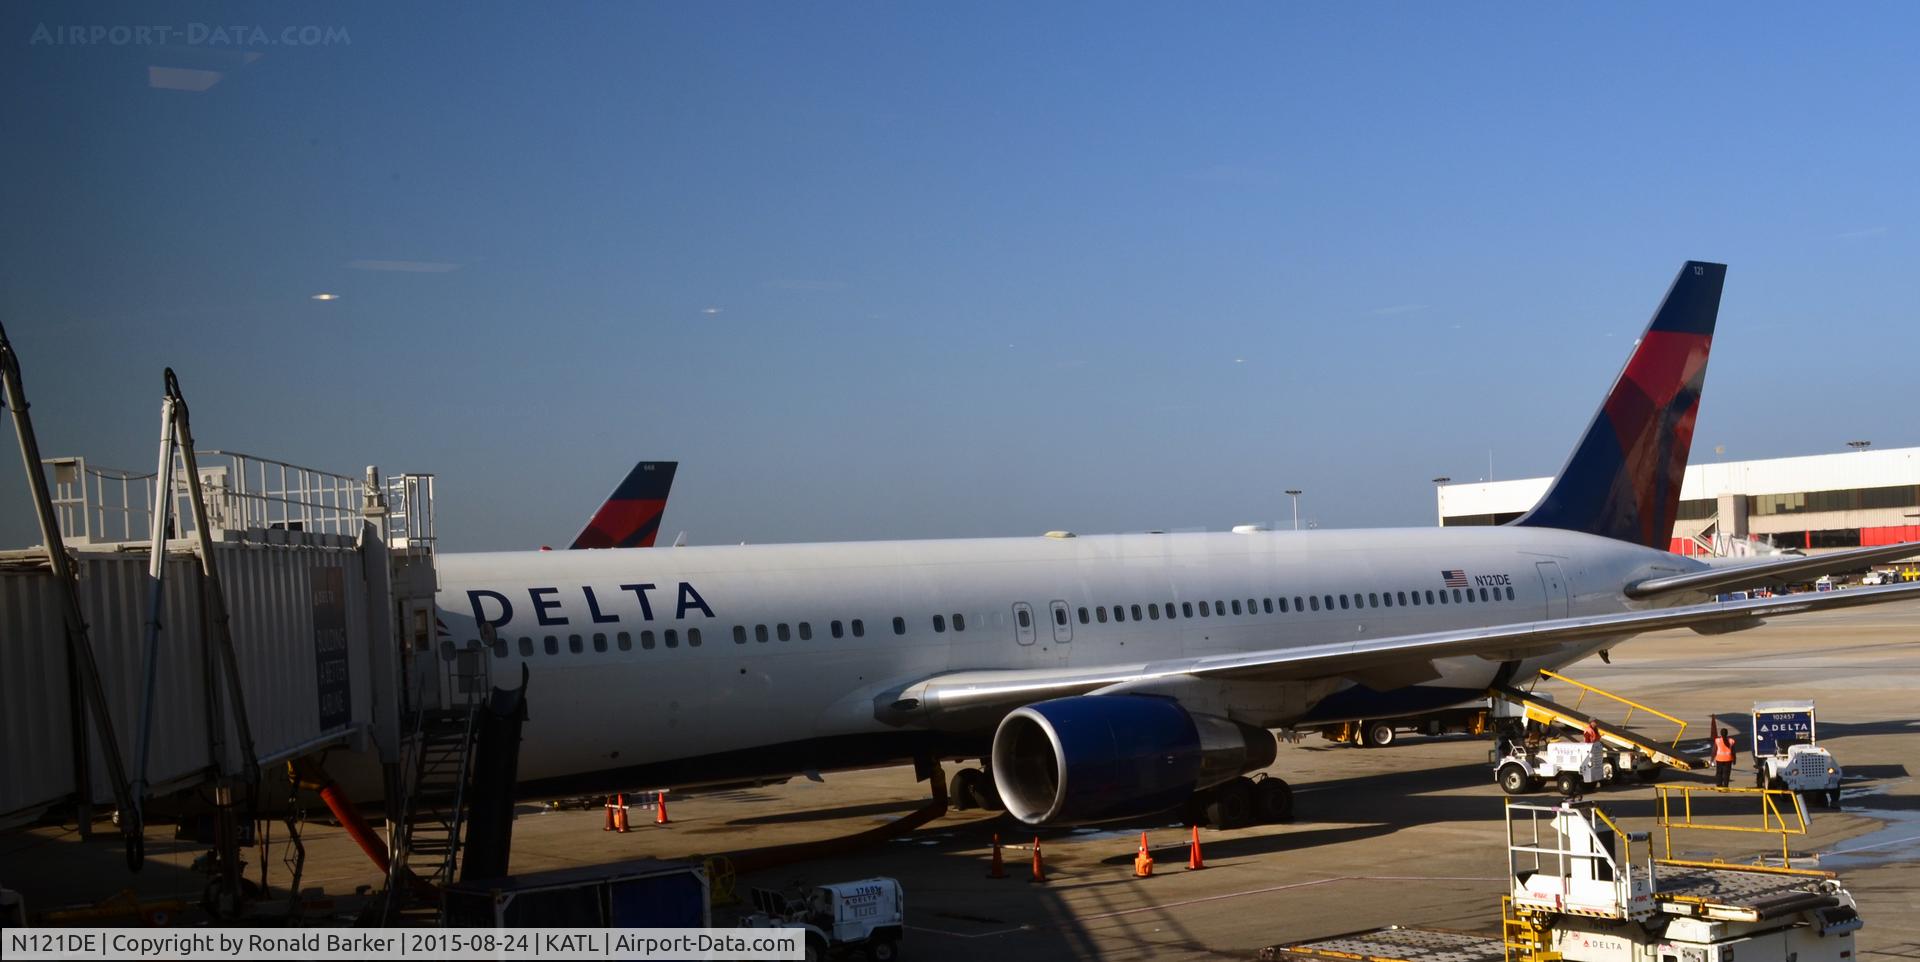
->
[1714, 736, 1736, 763]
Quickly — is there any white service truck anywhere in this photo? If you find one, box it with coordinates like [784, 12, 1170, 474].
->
[744, 877, 905, 961]
[1495, 738, 1606, 797]
[1751, 700, 1842, 808]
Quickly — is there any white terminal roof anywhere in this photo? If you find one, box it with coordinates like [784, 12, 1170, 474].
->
[1438, 445, 1920, 518]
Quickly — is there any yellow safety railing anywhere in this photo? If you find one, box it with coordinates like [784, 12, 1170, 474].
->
[1533, 669, 1689, 748]
[1653, 784, 1808, 868]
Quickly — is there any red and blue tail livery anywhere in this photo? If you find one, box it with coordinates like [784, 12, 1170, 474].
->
[569, 461, 678, 549]
[1514, 261, 1725, 549]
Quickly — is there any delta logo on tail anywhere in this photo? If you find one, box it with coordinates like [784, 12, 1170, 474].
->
[570, 461, 678, 549]
[1515, 261, 1725, 549]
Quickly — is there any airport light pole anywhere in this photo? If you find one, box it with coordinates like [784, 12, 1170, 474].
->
[1285, 490, 1302, 531]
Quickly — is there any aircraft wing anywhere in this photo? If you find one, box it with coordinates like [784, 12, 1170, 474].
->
[876, 581, 1920, 730]
[1626, 540, 1920, 599]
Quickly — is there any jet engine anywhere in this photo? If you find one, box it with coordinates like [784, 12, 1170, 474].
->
[990, 695, 1277, 825]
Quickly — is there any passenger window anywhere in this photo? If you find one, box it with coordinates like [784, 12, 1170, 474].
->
[519, 637, 534, 657]
[1369, 593, 1379, 608]
[1506, 586, 1516, 600]
[1182, 602, 1194, 618]
[756, 624, 769, 643]
[1165, 600, 1177, 618]
[1438, 590, 1448, 605]
[1279, 597, 1289, 613]
[641, 630, 656, 649]
[799, 622, 812, 641]
[1381, 593, 1392, 608]
[544, 636, 559, 655]
[1215, 599, 1227, 615]
[1198, 601, 1209, 617]
[568, 634, 582, 654]
[734, 625, 748, 644]
[1426, 590, 1436, 605]
[1231, 600, 1243, 615]
[1114, 606, 1126, 623]
[593, 633, 608, 653]
[852, 619, 865, 637]
[1148, 604, 1160, 620]
[1309, 596, 1320, 611]
[1247, 598, 1257, 613]
[1078, 607, 1090, 624]
[1453, 588, 1463, 603]
[1294, 596, 1305, 612]
[831, 620, 844, 639]
[777, 623, 791, 641]
[1096, 607, 1108, 623]
[617, 631, 631, 651]
[933, 614, 946, 633]
[1263, 598, 1274, 614]
[664, 629, 679, 648]
[1480, 587, 1490, 602]
[1339, 595, 1349, 610]
[1398, 591, 1408, 606]
[1321, 595, 1333, 610]
[688, 628, 702, 647]
[954, 613, 966, 631]
[491, 638, 507, 658]
[1057, 608, 1070, 626]
[893, 616, 906, 635]
[1131, 604, 1143, 620]
[1017, 609, 1032, 628]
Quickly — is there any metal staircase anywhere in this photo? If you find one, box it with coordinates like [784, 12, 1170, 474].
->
[1491, 669, 1696, 771]
[397, 707, 481, 885]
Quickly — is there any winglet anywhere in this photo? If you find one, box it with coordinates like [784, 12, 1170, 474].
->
[1512, 262, 1726, 549]
[569, 461, 678, 549]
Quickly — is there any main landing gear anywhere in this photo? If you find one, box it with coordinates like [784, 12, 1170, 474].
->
[1190, 774, 1292, 829]
[948, 765, 1004, 812]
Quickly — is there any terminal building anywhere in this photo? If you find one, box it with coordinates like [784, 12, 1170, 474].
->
[1435, 445, 1920, 556]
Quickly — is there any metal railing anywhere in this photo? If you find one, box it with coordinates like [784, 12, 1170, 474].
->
[1653, 784, 1810, 868]
[385, 473, 437, 553]
[44, 451, 410, 546]
[1530, 669, 1689, 749]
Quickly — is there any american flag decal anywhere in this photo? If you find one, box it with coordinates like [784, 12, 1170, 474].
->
[1441, 570, 1469, 587]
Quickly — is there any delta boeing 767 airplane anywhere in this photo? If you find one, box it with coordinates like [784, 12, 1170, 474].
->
[434, 261, 1920, 827]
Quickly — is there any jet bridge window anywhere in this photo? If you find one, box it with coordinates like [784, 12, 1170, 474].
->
[544, 636, 559, 655]
[617, 631, 632, 651]
[893, 616, 906, 635]
[593, 633, 608, 653]
[777, 623, 791, 641]
[519, 637, 534, 657]
[1078, 607, 1090, 624]
[852, 619, 865, 637]
[799, 622, 812, 641]
[734, 625, 748, 644]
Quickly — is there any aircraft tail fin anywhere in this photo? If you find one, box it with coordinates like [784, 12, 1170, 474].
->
[569, 461, 678, 549]
[1511, 261, 1726, 549]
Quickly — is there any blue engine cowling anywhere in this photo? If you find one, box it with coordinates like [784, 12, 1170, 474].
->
[990, 695, 1277, 825]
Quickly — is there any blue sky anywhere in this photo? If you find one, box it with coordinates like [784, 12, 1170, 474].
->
[3, 2, 1916, 551]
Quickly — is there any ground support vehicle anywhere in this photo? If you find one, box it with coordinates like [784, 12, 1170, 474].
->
[1750, 700, 1842, 808]
[744, 877, 905, 961]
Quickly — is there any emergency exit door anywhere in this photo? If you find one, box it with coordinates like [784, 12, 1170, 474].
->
[1536, 561, 1570, 619]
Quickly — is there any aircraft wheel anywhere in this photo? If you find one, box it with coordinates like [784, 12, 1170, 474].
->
[1205, 778, 1257, 829]
[1498, 764, 1533, 796]
[1255, 777, 1294, 823]
[949, 769, 982, 811]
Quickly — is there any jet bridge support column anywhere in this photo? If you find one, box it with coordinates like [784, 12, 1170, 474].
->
[0, 321, 144, 869]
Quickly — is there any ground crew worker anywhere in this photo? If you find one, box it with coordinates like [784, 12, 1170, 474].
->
[1582, 720, 1602, 744]
[1713, 727, 1739, 787]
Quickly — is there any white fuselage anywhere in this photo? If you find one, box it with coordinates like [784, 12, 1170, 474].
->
[431, 526, 1688, 794]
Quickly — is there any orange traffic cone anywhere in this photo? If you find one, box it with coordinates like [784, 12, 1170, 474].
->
[987, 834, 1007, 878]
[1133, 832, 1154, 877]
[1029, 837, 1048, 883]
[655, 790, 671, 825]
[616, 793, 630, 833]
[1186, 824, 1205, 871]
[603, 795, 616, 832]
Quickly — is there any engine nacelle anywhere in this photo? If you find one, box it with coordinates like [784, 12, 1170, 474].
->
[990, 695, 1277, 825]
